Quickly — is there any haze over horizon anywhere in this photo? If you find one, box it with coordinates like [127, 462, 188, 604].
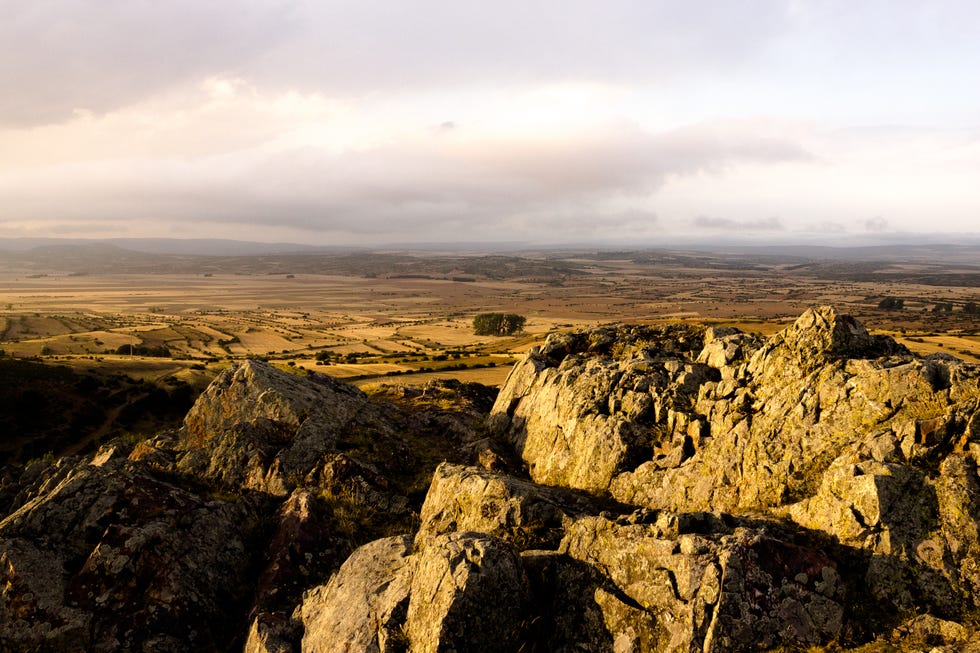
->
[2, 1, 978, 246]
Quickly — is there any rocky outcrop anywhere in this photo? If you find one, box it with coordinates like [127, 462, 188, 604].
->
[4, 306, 980, 651]
[398, 462, 846, 651]
[176, 360, 382, 494]
[489, 305, 980, 630]
[488, 325, 710, 493]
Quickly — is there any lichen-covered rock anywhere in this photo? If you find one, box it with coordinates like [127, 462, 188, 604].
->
[176, 360, 384, 494]
[787, 454, 963, 613]
[488, 324, 710, 492]
[415, 462, 613, 551]
[697, 327, 763, 373]
[561, 514, 844, 651]
[612, 308, 954, 514]
[0, 456, 263, 652]
[888, 613, 976, 650]
[406, 532, 530, 653]
[245, 615, 299, 653]
[491, 306, 980, 630]
[301, 535, 415, 653]
[248, 488, 352, 653]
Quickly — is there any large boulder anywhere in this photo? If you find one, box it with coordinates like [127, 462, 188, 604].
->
[561, 514, 844, 651]
[300, 531, 531, 653]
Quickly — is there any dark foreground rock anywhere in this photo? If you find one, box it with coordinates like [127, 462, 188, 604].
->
[3, 307, 980, 651]
[0, 453, 265, 652]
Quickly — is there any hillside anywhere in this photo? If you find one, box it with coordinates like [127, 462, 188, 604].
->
[2, 307, 979, 651]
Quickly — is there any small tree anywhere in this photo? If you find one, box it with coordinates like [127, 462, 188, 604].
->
[963, 302, 978, 315]
[473, 313, 526, 336]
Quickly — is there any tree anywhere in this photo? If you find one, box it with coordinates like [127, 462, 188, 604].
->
[473, 313, 526, 336]
[878, 297, 904, 310]
[963, 302, 978, 315]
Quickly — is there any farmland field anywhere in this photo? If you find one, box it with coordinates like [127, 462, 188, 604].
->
[0, 246, 977, 390]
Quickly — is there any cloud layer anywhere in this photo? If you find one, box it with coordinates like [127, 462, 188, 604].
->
[1, 1, 978, 244]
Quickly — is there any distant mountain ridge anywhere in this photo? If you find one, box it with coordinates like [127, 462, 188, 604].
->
[0, 236, 979, 262]
[0, 237, 340, 256]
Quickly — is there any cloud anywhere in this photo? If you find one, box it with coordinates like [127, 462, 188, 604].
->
[693, 216, 784, 231]
[0, 97, 811, 243]
[0, 1, 294, 126]
[0, 1, 793, 127]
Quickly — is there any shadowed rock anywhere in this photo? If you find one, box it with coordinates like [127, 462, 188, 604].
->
[0, 456, 263, 652]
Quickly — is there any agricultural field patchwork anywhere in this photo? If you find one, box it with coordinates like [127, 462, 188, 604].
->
[0, 248, 975, 390]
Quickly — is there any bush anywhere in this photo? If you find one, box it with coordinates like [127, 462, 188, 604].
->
[473, 313, 526, 336]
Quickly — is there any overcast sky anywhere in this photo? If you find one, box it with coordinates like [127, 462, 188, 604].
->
[1, 0, 978, 245]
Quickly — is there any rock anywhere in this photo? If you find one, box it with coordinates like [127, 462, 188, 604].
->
[612, 312, 978, 517]
[415, 462, 614, 551]
[937, 452, 980, 602]
[305, 453, 409, 516]
[891, 614, 973, 648]
[490, 306, 980, 629]
[0, 537, 90, 651]
[489, 324, 710, 493]
[177, 361, 380, 494]
[245, 614, 299, 653]
[301, 535, 415, 653]
[749, 306, 883, 374]
[697, 328, 762, 371]
[0, 456, 263, 652]
[405, 532, 530, 653]
[250, 489, 351, 653]
[561, 514, 844, 651]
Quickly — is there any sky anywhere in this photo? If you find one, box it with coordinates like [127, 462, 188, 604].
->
[1, 0, 978, 246]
